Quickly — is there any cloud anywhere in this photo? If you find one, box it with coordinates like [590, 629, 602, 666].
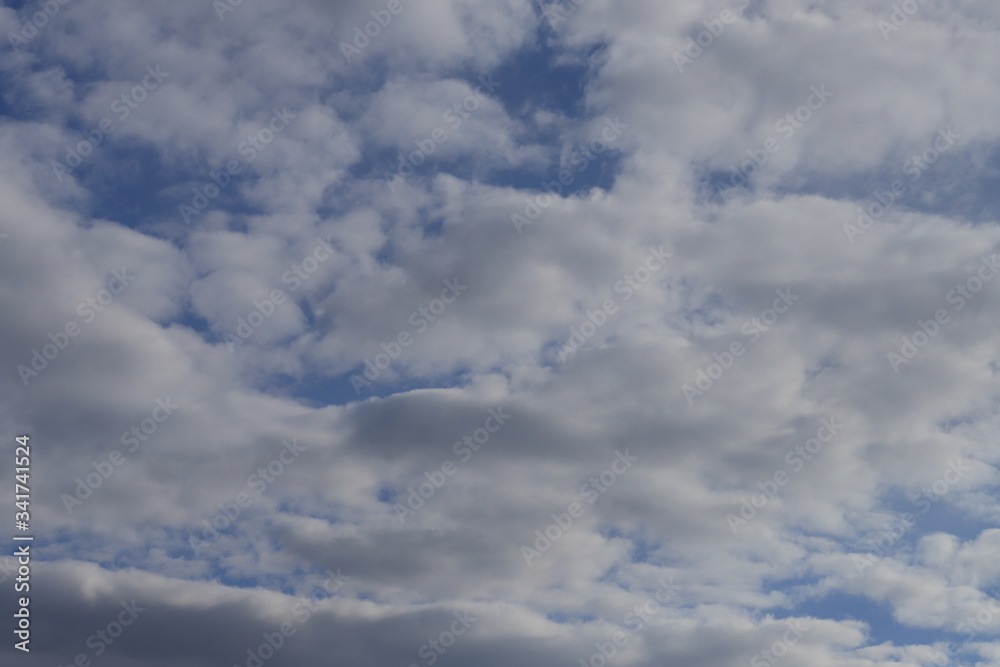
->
[3, 0, 1000, 665]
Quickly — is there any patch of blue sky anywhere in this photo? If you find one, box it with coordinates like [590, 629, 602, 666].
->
[876, 488, 993, 545]
[547, 611, 598, 625]
[347, 37, 620, 197]
[788, 590, 974, 651]
[597, 526, 667, 565]
[271, 367, 469, 408]
[475, 37, 604, 120]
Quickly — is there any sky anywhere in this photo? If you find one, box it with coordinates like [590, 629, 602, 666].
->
[1, 0, 1000, 665]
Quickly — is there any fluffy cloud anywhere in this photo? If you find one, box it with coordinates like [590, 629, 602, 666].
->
[1, 0, 999, 665]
